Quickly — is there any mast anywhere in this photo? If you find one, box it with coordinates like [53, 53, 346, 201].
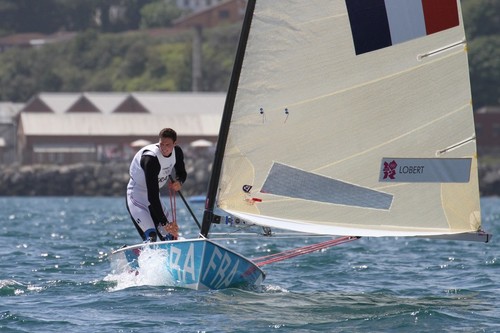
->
[200, 0, 256, 238]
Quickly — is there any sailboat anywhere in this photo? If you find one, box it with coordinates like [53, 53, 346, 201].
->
[109, 0, 491, 290]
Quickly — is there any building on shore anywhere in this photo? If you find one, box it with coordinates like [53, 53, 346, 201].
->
[8, 97, 500, 165]
[16, 92, 223, 165]
[0, 102, 24, 164]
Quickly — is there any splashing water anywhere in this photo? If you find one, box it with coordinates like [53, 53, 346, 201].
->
[105, 247, 176, 291]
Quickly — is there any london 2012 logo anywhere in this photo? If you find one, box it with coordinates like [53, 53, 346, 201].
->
[383, 160, 397, 180]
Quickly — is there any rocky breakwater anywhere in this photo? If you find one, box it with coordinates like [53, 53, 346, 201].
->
[0, 163, 130, 196]
[0, 154, 212, 197]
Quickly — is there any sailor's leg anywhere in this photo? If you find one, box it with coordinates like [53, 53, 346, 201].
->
[126, 195, 159, 242]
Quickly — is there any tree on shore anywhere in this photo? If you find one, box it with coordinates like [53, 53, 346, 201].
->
[0, 0, 498, 108]
[462, 0, 500, 107]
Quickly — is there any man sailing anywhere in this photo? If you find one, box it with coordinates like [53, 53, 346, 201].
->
[126, 128, 187, 242]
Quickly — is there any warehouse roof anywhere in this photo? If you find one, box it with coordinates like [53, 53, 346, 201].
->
[19, 92, 225, 137]
[19, 113, 222, 137]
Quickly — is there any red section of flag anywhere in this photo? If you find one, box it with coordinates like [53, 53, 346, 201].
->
[421, 0, 459, 35]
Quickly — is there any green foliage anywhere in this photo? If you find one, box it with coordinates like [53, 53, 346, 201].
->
[0, 1, 497, 109]
[0, 50, 36, 101]
[0, 27, 207, 100]
[0, 0, 184, 34]
[468, 36, 500, 107]
[462, 0, 500, 108]
[201, 24, 240, 91]
[151, 43, 192, 91]
[462, 0, 500, 40]
[140, 0, 184, 28]
[0, 0, 64, 33]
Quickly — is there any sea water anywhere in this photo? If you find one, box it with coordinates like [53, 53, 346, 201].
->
[0, 196, 499, 333]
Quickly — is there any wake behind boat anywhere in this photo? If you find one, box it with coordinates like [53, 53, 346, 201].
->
[108, 0, 491, 290]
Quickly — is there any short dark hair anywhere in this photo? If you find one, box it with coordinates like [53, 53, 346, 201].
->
[159, 128, 177, 142]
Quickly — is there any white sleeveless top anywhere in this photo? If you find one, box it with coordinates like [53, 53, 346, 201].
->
[127, 143, 176, 195]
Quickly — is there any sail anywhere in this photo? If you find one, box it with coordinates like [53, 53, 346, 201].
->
[215, 0, 482, 238]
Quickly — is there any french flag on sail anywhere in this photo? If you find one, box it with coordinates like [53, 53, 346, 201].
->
[346, 0, 460, 55]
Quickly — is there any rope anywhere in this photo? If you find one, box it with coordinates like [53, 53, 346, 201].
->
[168, 180, 177, 223]
[168, 175, 201, 229]
[253, 236, 360, 267]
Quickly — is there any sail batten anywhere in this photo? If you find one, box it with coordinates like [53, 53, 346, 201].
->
[214, 0, 485, 239]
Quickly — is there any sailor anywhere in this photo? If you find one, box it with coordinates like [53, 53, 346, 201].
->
[126, 128, 187, 242]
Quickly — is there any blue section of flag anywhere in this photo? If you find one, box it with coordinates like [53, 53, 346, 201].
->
[345, 0, 392, 55]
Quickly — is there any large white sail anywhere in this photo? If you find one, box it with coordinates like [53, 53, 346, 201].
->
[215, 0, 483, 238]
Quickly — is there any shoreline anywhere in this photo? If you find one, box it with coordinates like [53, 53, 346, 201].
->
[0, 153, 213, 197]
[1, 159, 500, 197]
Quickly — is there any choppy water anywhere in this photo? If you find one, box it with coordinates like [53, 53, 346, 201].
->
[0, 196, 499, 332]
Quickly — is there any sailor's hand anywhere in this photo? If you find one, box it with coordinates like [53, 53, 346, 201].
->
[164, 221, 179, 239]
[168, 180, 182, 192]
